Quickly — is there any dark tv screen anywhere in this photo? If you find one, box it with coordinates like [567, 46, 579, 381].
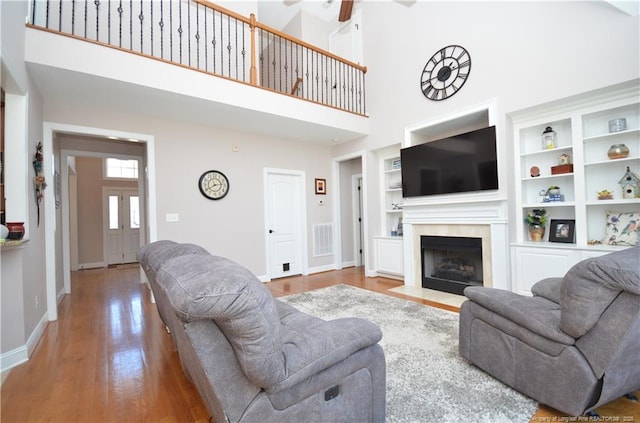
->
[401, 126, 498, 197]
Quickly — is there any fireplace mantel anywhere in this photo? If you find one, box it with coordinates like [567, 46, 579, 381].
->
[401, 199, 510, 291]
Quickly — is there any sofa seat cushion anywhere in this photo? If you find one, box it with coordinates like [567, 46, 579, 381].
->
[464, 287, 574, 346]
[560, 246, 640, 338]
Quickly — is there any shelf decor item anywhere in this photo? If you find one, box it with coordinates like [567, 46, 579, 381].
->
[525, 209, 547, 241]
[608, 118, 627, 133]
[597, 189, 614, 200]
[541, 126, 557, 150]
[618, 166, 640, 199]
[543, 185, 564, 202]
[6, 222, 25, 240]
[603, 210, 639, 246]
[32, 141, 47, 226]
[549, 219, 575, 243]
[607, 143, 630, 160]
[551, 153, 573, 174]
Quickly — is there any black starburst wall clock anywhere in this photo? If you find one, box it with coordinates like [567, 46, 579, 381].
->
[420, 45, 471, 101]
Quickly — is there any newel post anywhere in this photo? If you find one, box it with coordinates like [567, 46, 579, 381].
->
[250, 13, 257, 86]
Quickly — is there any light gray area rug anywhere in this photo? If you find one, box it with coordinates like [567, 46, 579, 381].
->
[280, 284, 538, 423]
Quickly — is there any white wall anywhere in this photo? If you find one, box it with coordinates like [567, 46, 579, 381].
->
[44, 101, 335, 277]
[337, 0, 639, 272]
[1, 0, 47, 361]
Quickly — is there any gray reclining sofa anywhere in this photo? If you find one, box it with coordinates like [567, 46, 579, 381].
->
[138, 240, 386, 423]
[459, 246, 640, 416]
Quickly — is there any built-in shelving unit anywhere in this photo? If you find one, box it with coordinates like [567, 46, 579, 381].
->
[510, 80, 639, 294]
[374, 146, 404, 278]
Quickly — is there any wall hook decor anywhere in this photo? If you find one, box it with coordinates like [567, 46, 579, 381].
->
[33, 141, 47, 226]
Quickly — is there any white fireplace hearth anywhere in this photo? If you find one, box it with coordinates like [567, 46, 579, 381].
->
[401, 200, 510, 292]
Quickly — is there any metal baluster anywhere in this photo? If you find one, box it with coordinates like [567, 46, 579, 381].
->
[94, 0, 99, 40]
[58, 0, 62, 31]
[220, 9, 224, 76]
[241, 21, 245, 81]
[84, 0, 88, 37]
[226, 15, 231, 77]
[70, 0, 75, 34]
[117, 0, 122, 47]
[187, 0, 191, 67]
[139, 0, 143, 53]
[159, 0, 164, 58]
[45, 0, 50, 28]
[129, 0, 132, 50]
[234, 18, 238, 80]
[149, 0, 153, 56]
[211, 10, 216, 73]
[107, 0, 111, 44]
[203, 1, 207, 71]
[195, 3, 200, 69]
[178, 0, 182, 63]
[169, 0, 172, 61]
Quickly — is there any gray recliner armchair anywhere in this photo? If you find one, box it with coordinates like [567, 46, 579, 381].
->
[459, 246, 640, 416]
[138, 241, 386, 423]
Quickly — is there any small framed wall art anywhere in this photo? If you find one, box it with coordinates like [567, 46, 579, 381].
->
[549, 219, 575, 243]
[315, 178, 327, 195]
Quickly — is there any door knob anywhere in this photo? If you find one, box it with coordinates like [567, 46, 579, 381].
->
[269, 229, 274, 233]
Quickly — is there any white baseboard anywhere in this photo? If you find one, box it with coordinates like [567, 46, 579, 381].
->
[27, 313, 49, 356]
[307, 264, 335, 275]
[78, 261, 105, 269]
[57, 287, 66, 305]
[0, 312, 50, 373]
[0, 346, 28, 373]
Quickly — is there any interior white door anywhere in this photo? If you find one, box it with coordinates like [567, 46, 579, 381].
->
[265, 172, 304, 279]
[105, 188, 140, 265]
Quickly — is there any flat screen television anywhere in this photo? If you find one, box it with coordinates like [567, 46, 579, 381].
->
[401, 126, 498, 198]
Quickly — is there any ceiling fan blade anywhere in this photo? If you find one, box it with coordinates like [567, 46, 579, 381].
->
[338, 0, 354, 22]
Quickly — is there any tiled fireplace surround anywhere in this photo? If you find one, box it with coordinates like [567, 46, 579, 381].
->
[401, 200, 510, 293]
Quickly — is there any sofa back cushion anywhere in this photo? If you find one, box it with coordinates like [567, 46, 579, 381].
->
[137, 241, 210, 281]
[156, 254, 285, 388]
[560, 247, 640, 338]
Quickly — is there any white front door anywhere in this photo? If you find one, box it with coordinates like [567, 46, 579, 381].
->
[105, 188, 140, 265]
[265, 170, 305, 279]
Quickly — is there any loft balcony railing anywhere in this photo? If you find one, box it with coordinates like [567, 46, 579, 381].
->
[28, 0, 367, 116]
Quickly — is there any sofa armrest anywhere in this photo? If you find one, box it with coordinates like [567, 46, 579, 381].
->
[463, 287, 574, 345]
[531, 277, 563, 304]
[271, 312, 382, 392]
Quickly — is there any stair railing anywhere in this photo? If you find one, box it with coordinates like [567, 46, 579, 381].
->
[28, 0, 367, 115]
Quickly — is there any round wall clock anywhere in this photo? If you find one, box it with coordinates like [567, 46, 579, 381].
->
[420, 45, 471, 101]
[198, 170, 229, 200]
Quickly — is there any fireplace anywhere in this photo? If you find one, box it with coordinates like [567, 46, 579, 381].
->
[421, 235, 483, 295]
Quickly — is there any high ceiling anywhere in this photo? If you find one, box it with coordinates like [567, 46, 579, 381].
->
[258, 0, 345, 30]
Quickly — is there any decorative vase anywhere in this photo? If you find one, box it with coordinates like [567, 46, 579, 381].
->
[608, 144, 629, 159]
[528, 224, 545, 242]
[541, 126, 557, 150]
[6, 222, 25, 240]
[0, 224, 8, 240]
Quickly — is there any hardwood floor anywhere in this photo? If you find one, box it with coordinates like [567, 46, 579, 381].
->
[1, 266, 637, 422]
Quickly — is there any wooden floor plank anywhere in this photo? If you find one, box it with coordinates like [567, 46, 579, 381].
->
[0, 266, 637, 422]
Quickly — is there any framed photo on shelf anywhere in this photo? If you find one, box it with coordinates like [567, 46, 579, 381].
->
[391, 159, 401, 170]
[315, 178, 327, 195]
[549, 219, 575, 243]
